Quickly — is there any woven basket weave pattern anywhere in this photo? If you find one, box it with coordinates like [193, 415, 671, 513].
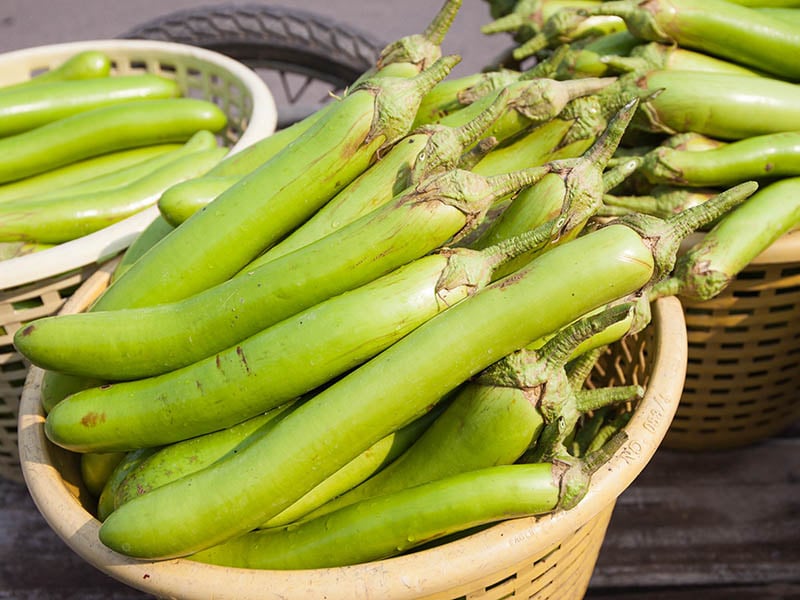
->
[0, 40, 276, 481]
[105, 51, 251, 147]
[0, 268, 95, 481]
[668, 258, 800, 450]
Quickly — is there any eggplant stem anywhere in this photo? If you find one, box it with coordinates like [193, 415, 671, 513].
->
[566, 345, 607, 390]
[482, 218, 560, 272]
[576, 384, 644, 413]
[582, 429, 628, 475]
[425, 0, 463, 44]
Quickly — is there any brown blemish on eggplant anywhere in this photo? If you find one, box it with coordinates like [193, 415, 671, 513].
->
[236, 346, 250, 374]
[81, 412, 106, 427]
[497, 270, 527, 289]
[18, 324, 35, 336]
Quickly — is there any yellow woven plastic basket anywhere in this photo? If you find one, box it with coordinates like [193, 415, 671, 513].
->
[18, 261, 687, 600]
[666, 229, 800, 450]
[0, 39, 277, 482]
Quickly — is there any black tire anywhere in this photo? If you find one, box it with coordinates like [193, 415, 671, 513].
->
[120, 4, 387, 127]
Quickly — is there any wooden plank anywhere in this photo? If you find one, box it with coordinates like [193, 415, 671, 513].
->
[588, 437, 800, 591]
[0, 477, 149, 599]
[587, 583, 800, 600]
[3, 435, 798, 598]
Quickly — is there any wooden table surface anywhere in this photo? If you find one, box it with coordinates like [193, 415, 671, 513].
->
[2, 424, 798, 599]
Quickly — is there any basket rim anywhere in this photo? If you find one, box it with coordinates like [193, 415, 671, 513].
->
[17, 269, 687, 600]
[0, 38, 277, 290]
[682, 227, 800, 266]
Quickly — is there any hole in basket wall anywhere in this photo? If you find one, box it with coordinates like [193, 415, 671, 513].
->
[780, 265, 800, 277]
[775, 284, 800, 295]
[737, 269, 767, 281]
[769, 303, 794, 313]
[723, 325, 749, 334]
[718, 358, 739, 365]
[752, 354, 777, 363]
[720, 342, 745, 350]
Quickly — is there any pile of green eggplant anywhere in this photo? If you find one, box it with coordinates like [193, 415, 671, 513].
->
[481, 0, 800, 302]
[12, 0, 800, 569]
[0, 49, 229, 259]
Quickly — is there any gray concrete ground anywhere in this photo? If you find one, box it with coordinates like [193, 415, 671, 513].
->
[0, 0, 512, 79]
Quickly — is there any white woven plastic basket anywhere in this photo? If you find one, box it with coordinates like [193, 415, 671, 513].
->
[0, 39, 277, 481]
[18, 265, 687, 599]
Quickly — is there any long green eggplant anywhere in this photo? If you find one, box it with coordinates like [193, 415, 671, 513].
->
[604, 69, 800, 140]
[0, 74, 181, 137]
[109, 401, 301, 517]
[470, 98, 638, 278]
[527, 181, 761, 360]
[652, 177, 800, 301]
[638, 131, 800, 187]
[167, 0, 462, 208]
[0, 98, 227, 184]
[3, 131, 216, 206]
[90, 56, 459, 312]
[188, 462, 589, 569]
[584, 0, 800, 80]
[238, 89, 511, 268]
[413, 69, 520, 127]
[110, 216, 175, 283]
[189, 462, 590, 570]
[433, 77, 616, 146]
[96, 447, 160, 522]
[0, 50, 110, 92]
[19, 165, 551, 381]
[482, 0, 604, 41]
[97, 221, 655, 558]
[603, 41, 764, 77]
[511, 9, 627, 60]
[0, 144, 183, 204]
[470, 111, 581, 177]
[42, 219, 558, 450]
[0, 143, 226, 243]
[156, 176, 240, 227]
[303, 302, 632, 523]
[112, 402, 442, 529]
[80, 451, 126, 498]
